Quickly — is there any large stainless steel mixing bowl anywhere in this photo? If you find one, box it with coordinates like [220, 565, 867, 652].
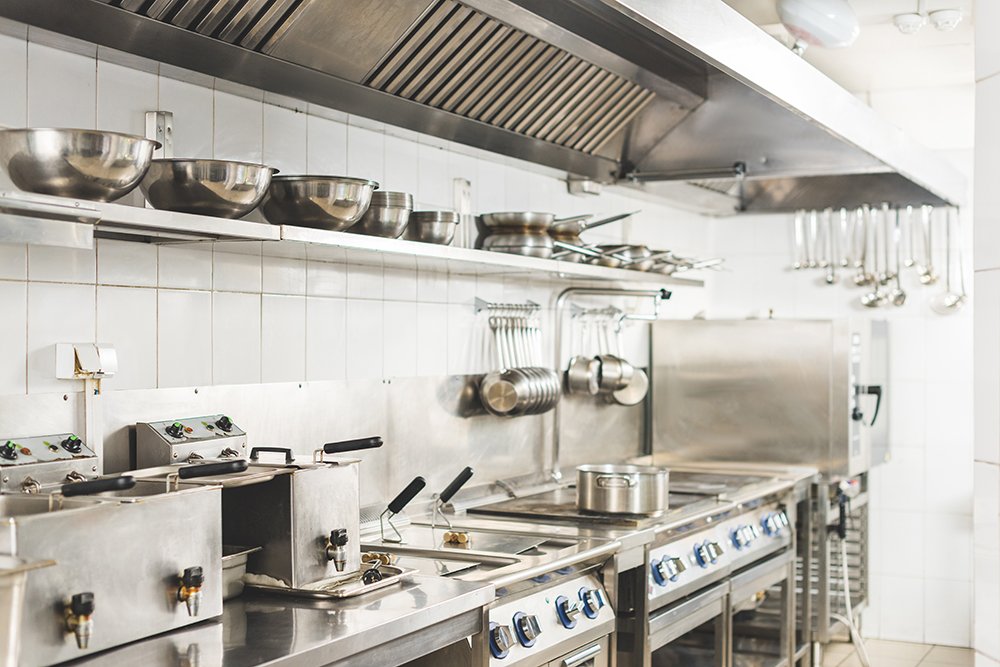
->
[140, 159, 276, 218]
[0, 128, 159, 202]
[261, 176, 378, 230]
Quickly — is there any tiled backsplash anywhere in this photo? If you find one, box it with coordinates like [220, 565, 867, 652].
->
[0, 25, 711, 400]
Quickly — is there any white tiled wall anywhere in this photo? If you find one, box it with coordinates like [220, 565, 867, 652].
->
[974, 1, 1000, 663]
[0, 28, 710, 398]
[705, 79, 976, 646]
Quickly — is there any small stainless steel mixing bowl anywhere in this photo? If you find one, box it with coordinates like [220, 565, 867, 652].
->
[406, 211, 459, 245]
[350, 191, 413, 238]
[140, 159, 276, 218]
[0, 128, 160, 202]
[261, 176, 379, 230]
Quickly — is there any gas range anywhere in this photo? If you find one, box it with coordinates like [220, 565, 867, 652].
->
[360, 517, 618, 666]
[448, 466, 806, 667]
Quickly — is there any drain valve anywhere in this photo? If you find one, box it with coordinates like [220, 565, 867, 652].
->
[177, 566, 204, 617]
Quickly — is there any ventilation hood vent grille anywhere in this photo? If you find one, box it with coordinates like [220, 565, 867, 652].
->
[104, 0, 306, 51]
[364, 0, 655, 155]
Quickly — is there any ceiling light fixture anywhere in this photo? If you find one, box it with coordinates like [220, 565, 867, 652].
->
[776, 0, 860, 54]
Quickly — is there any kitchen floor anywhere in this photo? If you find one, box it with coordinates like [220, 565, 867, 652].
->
[821, 641, 974, 667]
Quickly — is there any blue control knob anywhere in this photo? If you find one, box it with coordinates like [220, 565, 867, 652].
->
[555, 595, 581, 629]
[762, 513, 782, 536]
[579, 587, 605, 619]
[693, 542, 711, 568]
[512, 612, 541, 647]
[732, 525, 756, 550]
[488, 621, 514, 659]
[651, 559, 668, 586]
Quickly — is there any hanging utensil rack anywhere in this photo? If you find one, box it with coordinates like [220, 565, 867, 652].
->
[550, 287, 671, 481]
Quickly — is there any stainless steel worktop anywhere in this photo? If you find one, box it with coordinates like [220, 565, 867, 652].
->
[65, 574, 495, 667]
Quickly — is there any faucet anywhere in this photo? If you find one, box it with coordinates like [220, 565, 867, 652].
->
[65, 592, 95, 649]
[325, 529, 349, 572]
[176, 567, 204, 617]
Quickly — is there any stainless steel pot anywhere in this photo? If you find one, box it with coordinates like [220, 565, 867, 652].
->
[577, 464, 668, 515]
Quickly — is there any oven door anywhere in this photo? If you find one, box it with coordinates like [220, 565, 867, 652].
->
[549, 636, 611, 667]
[648, 581, 729, 666]
[730, 550, 795, 667]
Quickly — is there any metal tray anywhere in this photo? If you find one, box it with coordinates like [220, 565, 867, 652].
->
[244, 565, 415, 599]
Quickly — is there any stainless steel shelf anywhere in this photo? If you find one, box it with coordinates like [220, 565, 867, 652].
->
[280, 225, 704, 286]
[0, 191, 703, 286]
[0, 191, 280, 246]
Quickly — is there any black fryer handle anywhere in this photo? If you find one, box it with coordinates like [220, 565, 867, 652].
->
[250, 447, 294, 464]
[439, 467, 474, 504]
[323, 437, 383, 455]
[61, 475, 136, 497]
[387, 476, 426, 515]
[178, 460, 249, 479]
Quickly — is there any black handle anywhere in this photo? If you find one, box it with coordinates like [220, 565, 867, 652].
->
[853, 385, 883, 427]
[439, 466, 474, 504]
[178, 460, 249, 479]
[866, 385, 883, 427]
[182, 566, 204, 587]
[387, 476, 426, 515]
[250, 447, 294, 464]
[323, 437, 383, 455]
[61, 476, 136, 497]
[71, 592, 95, 616]
[660, 289, 673, 300]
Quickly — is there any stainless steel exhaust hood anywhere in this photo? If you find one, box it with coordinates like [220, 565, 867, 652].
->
[1, 0, 965, 213]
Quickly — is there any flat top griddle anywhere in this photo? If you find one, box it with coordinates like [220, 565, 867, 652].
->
[468, 487, 724, 528]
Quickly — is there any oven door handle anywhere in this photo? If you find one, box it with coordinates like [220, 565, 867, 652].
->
[561, 642, 602, 667]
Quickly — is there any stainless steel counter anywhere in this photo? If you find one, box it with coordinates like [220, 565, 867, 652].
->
[65, 575, 495, 667]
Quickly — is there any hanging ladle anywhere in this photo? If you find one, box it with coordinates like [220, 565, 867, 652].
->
[930, 207, 966, 315]
[919, 205, 939, 285]
[861, 206, 887, 308]
[889, 208, 906, 307]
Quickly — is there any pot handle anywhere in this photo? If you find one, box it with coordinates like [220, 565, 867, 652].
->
[439, 466, 474, 504]
[250, 447, 295, 464]
[595, 474, 635, 488]
[323, 437, 383, 454]
[178, 460, 249, 479]
[387, 476, 426, 515]
[61, 475, 136, 497]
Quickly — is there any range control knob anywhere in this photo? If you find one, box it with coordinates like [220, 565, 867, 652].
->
[165, 422, 185, 439]
[762, 513, 782, 536]
[579, 587, 606, 619]
[555, 595, 582, 629]
[488, 622, 515, 659]
[512, 612, 541, 647]
[732, 525, 756, 550]
[651, 558, 669, 586]
[776, 510, 790, 529]
[60, 435, 83, 454]
[706, 541, 723, 561]
[0, 441, 17, 461]
[693, 542, 712, 568]
[215, 416, 233, 433]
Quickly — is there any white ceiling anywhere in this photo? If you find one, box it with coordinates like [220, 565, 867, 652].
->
[722, 0, 975, 92]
